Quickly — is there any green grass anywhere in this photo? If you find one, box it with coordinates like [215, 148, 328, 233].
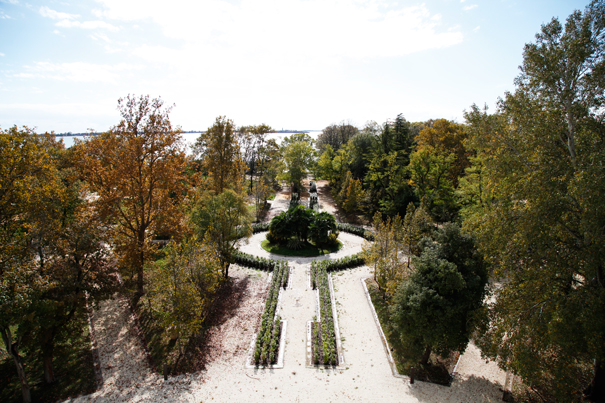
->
[365, 278, 453, 385]
[261, 239, 342, 257]
[0, 315, 97, 403]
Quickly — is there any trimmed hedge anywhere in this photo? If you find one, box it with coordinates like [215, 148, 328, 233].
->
[233, 250, 277, 271]
[323, 253, 365, 272]
[253, 260, 289, 366]
[337, 222, 375, 241]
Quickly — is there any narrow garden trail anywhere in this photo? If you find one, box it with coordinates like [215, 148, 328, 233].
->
[67, 180, 508, 402]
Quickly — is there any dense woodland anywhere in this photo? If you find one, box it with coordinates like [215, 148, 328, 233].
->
[2, 2, 605, 402]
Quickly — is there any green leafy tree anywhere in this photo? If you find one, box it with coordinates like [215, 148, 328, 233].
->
[308, 211, 338, 247]
[390, 223, 488, 366]
[189, 189, 251, 278]
[279, 136, 316, 189]
[464, 2, 605, 400]
[408, 147, 457, 221]
[147, 235, 222, 357]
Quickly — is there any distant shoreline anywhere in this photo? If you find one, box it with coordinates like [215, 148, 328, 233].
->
[54, 130, 316, 137]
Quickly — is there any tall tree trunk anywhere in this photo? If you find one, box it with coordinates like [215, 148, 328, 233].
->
[41, 330, 56, 384]
[585, 359, 605, 402]
[420, 346, 431, 366]
[1, 327, 31, 403]
[135, 229, 146, 305]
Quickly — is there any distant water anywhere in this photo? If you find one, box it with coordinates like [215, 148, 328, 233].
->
[58, 131, 321, 152]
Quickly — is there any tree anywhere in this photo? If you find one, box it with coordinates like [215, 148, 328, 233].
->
[194, 116, 246, 193]
[317, 121, 359, 152]
[362, 212, 408, 300]
[189, 189, 251, 278]
[464, 2, 605, 400]
[407, 147, 457, 222]
[308, 211, 338, 247]
[238, 124, 273, 193]
[76, 95, 189, 301]
[415, 119, 470, 186]
[280, 136, 316, 189]
[146, 235, 222, 358]
[0, 127, 60, 403]
[390, 223, 488, 366]
[26, 194, 116, 385]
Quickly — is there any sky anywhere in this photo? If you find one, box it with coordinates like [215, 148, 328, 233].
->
[0, 0, 592, 133]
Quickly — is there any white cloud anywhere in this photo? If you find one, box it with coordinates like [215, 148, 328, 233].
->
[1, 0, 19, 4]
[95, 0, 464, 60]
[15, 62, 142, 83]
[39, 6, 79, 20]
[0, 52, 5, 56]
[56, 19, 119, 31]
[463, 4, 478, 11]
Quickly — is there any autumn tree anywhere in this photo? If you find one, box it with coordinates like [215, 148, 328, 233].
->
[415, 119, 470, 185]
[464, 2, 605, 400]
[76, 95, 189, 301]
[193, 116, 246, 193]
[0, 126, 58, 403]
[362, 212, 409, 301]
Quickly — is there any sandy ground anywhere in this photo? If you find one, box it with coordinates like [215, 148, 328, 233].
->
[67, 181, 508, 403]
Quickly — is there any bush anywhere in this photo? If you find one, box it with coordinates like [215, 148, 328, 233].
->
[337, 222, 375, 241]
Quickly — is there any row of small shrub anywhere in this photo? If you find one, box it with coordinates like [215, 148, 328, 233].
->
[337, 222, 375, 241]
[254, 260, 289, 366]
[252, 222, 269, 233]
[322, 253, 365, 272]
[233, 250, 278, 271]
[310, 260, 338, 366]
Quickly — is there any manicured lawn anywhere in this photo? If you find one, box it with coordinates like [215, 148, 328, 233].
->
[365, 278, 454, 385]
[261, 239, 342, 257]
[0, 316, 97, 403]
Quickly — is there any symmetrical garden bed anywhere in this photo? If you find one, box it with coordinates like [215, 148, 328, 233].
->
[252, 260, 289, 367]
[307, 260, 344, 367]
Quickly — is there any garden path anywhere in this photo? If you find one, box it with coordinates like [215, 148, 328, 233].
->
[66, 180, 508, 402]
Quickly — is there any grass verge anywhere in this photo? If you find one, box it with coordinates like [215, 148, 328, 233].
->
[0, 316, 97, 403]
[365, 278, 454, 385]
[261, 239, 342, 257]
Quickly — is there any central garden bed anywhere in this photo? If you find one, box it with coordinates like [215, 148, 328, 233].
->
[261, 239, 342, 257]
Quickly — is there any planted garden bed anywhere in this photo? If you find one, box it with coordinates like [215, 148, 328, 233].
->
[309, 260, 339, 366]
[253, 260, 289, 367]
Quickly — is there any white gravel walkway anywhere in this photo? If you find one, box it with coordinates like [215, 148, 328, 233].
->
[67, 183, 508, 402]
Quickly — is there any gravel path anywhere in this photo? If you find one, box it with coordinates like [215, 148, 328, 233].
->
[68, 181, 508, 402]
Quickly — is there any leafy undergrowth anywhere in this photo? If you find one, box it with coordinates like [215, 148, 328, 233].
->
[365, 278, 454, 386]
[0, 316, 97, 403]
[261, 239, 342, 257]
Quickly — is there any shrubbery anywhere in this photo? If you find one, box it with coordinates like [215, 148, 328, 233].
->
[267, 205, 339, 248]
[337, 222, 375, 241]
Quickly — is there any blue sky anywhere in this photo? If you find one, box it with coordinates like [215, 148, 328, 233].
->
[0, 0, 591, 133]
